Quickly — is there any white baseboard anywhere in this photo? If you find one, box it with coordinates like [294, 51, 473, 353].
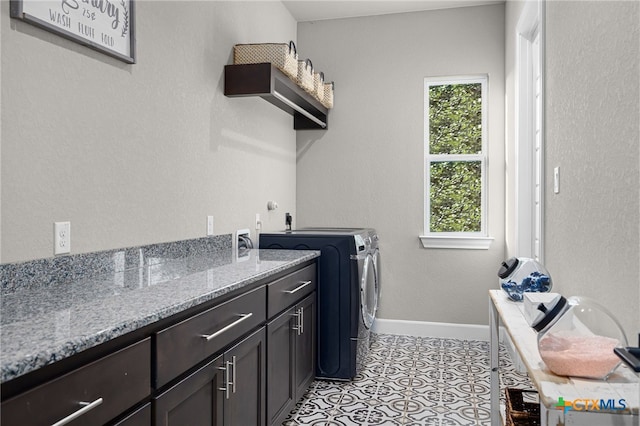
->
[372, 318, 509, 342]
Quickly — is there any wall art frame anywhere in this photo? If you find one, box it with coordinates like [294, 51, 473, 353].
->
[10, 0, 136, 64]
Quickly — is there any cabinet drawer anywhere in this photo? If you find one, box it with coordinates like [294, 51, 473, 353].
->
[156, 285, 266, 387]
[1, 338, 150, 426]
[267, 264, 316, 318]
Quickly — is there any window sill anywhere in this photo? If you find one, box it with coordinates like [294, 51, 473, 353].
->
[419, 235, 494, 250]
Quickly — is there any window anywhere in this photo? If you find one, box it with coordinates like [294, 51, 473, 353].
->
[421, 76, 493, 249]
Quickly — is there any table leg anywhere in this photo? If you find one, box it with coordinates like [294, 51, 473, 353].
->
[490, 297, 501, 426]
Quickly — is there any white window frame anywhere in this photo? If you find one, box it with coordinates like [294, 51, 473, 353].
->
[420, 75, 493, 250]
[515, 0, 545, 262]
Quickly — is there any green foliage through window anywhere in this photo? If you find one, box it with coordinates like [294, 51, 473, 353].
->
[426, 79, 485, 233]
[430, 161, 481, 232]
[429, 84, 482, 155]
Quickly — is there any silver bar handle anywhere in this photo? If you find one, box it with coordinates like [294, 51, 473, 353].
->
[51, 398, 103, 426]
[284, 280, 312, 294]
[218, 361, 231, 399]
[299, 306, 304, 335]
[231, 355, 237, 394]
[291, 310, 301, 334]
[201, 313, 253, 341]
[272, 91, 327, 129]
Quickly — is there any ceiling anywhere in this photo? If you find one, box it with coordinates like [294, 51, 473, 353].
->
[282, 0, 504, 22]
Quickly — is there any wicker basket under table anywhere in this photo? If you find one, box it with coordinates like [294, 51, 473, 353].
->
[505, 388, 541, 426]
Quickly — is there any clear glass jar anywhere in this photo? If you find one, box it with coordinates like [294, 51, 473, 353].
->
[498, 257, 552, 301]
[533, 296, 628, 379]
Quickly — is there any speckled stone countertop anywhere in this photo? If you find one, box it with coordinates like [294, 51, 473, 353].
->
[0, 246, 319, 384]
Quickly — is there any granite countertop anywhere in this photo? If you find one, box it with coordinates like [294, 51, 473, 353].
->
[0, 248, 319, 384]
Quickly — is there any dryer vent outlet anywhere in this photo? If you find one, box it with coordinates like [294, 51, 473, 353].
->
[236, 229, 253, 250]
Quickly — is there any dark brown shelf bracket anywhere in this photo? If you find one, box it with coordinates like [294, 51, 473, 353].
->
[224, 63, 329, 130]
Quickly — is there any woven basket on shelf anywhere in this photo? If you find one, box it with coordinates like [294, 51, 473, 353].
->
[322, 81, 334, 109]
[233, 41, 298, 80]
[296, 59, 314, 93]
[313, 71, 325, 103]
[505, 388, 541, 426]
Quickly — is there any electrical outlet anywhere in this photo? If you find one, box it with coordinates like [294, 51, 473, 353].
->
[255, 213, 261, 231]
[54, 221, 71, 255]
[207, 216, 214, 236]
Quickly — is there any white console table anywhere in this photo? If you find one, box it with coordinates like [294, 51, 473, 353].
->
[489, 290, 639, 426]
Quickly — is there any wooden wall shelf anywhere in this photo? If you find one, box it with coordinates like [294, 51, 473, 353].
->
[224, 63, 329, 130]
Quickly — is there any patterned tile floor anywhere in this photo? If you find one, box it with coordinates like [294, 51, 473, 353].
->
[284, 333, 534, 426]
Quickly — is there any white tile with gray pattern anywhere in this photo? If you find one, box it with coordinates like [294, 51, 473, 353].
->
[284, 333, 534, 425]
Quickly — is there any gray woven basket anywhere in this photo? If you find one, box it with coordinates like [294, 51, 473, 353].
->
[313, 71, 325, 103]
[296, 59, 314, 93]
[322, 81, 334, 109]
[233, 41, 298, 80]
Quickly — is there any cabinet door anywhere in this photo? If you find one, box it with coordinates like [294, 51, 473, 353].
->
[224, 328, 266, 426]
[295, 293, 316, 399]
[154, 355, 224, 426]
[266, 308, 296, 426]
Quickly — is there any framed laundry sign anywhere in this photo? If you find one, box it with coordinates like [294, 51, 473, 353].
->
[10, 0, 135, 64]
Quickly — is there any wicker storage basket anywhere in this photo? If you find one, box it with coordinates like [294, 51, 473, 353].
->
[322, 81, 334, 109]
[297, 59, 314, 93]
[233, 41, 298, 80]
[313, 71, 325, 103]
[505, 388, 540, 426]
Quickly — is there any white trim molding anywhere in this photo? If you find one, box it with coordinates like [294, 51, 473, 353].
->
[514, 0, 546, 261]
[372, 318, 496, 341]
[419, 235, 494, 250]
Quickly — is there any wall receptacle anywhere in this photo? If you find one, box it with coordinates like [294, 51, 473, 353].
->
[207, 216, 214, 236]
[54, 221, 71, 255]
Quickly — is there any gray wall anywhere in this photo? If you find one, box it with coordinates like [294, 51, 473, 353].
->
[544, 1, 640, 340]
[1, 1, 298, 263]
[296, 4, 506, 326]
[1, 3, 3, 262]
[505, 0, 639, 339]
[4, 0, 636, 339]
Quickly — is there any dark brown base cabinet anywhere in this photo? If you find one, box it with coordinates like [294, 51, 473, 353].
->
[154, 328, 266, 426]
[153, 353, 224, 426]
[1, 260, 316, 426]
[294, 294, 316, 400]
[114, 403, 152, 425]
[267, 293, 316, 426]
[1, 339, 151, 426]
